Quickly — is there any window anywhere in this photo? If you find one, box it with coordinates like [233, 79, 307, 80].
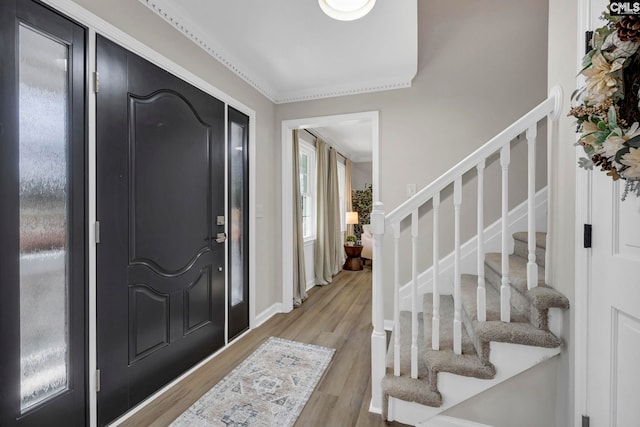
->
[299, 141, 316, 240]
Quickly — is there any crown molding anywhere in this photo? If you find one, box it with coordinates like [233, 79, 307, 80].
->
[139, 0, 414, 104]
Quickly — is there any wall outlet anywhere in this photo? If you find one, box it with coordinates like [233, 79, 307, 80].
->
[407, 183, 417, 198]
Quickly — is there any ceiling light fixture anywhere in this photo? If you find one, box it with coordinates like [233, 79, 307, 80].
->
[318, 0, 376, 21]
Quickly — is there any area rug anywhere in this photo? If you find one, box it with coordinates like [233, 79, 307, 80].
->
[169, 337, 335, 427]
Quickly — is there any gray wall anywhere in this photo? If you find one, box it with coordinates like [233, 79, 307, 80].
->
[351, 161, 372, 190]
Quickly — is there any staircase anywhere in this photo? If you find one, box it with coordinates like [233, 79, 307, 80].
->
[368, 87, 569, 425]
[382, 231, 569, 423]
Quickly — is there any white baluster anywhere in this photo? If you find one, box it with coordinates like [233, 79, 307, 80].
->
[526, 126, 538, 290]
[500, 145, 511, 322]
[476, 161, 486, 322]
[432, 193, 440, 350]
[411, 210, 419, 379]
[392, 222, 401, 377]
[370, 202, 386, 412]
[453, 177, 462, 355]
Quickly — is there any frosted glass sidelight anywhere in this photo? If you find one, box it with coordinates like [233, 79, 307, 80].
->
[230, 122, 245, 306]
[18, 24, 70, 411]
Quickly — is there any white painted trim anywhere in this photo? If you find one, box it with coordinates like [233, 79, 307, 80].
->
[224, 102, 229, 345]
[281, 111, 380, 313]
[419, 415, 494, 427]
[384, 320, 394, 331]
[254, 303, 284, 328]
[87, 27, 98, 427]
[35, 1, 259, 425]
[398, 188, 548, 310]
[249, 108, 257, 330]
[575, 1, 595, 425]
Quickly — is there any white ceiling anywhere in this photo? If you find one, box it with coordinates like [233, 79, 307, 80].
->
[313, 120, 373, 163]
[139, 0, 418, 104]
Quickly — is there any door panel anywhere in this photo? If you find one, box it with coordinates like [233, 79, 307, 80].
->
[96, 35, 225, 426]
[588, 173, 640, 426]
[228, 107, 250, 340]
[0, 0, 87, 425]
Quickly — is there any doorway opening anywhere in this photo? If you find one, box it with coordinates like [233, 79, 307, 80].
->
[281, 111, 379, 312]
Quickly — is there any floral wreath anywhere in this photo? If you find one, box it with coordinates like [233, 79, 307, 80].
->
[569, 11, 640, 199]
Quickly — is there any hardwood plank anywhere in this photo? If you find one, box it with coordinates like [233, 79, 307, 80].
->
[118, 265, 409, 426]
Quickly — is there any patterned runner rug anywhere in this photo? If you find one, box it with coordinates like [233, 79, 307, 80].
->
[170, 337, 335, 427]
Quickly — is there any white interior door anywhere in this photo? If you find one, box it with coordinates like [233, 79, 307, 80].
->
[588, 170, 640, 425]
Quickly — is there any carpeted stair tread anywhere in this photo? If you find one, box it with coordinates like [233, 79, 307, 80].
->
[460, 274, 528, 323]
[483, 254, 568, 319]
[382, 311, 442, 414]
[513, 231, 546, 249]
[423, 294, 496, 383]
[423, 294, 476, 354]
[385, 311, 429, 377]
[459, 274, 562, 363]
[485, 252, 545, 294]
[473, 320, 562, 349]
[527, 286, 570, 310]
[513, 232, 546, 267]
[381, 375, 442, 412]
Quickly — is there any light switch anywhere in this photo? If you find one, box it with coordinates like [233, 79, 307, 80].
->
[256, 204, 265, 218]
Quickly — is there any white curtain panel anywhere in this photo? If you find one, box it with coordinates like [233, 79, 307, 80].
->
[292, 130, 308, 306]
[314, 139, 331, 284]
[327, 147, 342, 276]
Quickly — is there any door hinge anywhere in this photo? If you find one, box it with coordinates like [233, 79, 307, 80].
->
[585, 31, 593, 55]
[96, 369, 101, 392]
[95, 221, 101, 244]
[94, 71, 100, 93]
[582, 415, 590, 427]
[584, 224, 592, 248]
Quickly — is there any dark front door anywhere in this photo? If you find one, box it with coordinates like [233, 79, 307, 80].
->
[228, 107, 250, 340]
[96, 36, 225, 425]
[0, 0, 87, 425]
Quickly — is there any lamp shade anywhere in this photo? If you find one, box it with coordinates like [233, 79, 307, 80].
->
[318, 0, 376, 21]
[346, 211, 359, 225]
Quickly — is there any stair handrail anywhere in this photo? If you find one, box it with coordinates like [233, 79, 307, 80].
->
[385, 88, 562, 226]
[370, 86, 563, 413]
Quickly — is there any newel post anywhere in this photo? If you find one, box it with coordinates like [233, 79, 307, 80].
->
[370, 201, 386, 413]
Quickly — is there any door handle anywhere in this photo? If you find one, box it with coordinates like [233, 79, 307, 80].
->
[215, 232, 227, 243]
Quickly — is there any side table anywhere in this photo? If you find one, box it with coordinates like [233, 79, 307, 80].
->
[343, 244, 363, 271]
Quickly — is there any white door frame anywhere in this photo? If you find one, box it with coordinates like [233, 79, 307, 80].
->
[574, 0, 605, 425]
[281, 112, 380, 312]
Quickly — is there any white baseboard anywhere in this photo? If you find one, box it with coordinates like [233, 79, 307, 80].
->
[255, 302, 283, 327]
[400, 187, 547, 311]
[419, 415, 494, 427]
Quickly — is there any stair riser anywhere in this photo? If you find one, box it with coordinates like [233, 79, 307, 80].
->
[484, 263, 531, 323]
[513, 238, 545, 268]
[460, 302, 487, 363]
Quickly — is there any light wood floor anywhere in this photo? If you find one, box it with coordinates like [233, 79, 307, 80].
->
[118, 265, 408, 427]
